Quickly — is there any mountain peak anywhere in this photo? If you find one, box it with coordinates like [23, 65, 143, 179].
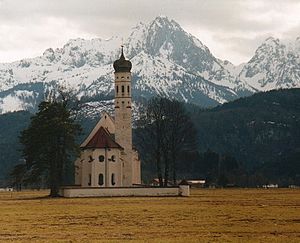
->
[263, 37, 280, 46]
[150, 16, 181, 31]
[153, 15, 171, 24]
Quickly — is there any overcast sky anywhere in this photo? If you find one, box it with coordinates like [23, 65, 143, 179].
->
[0, 0, 299, 65]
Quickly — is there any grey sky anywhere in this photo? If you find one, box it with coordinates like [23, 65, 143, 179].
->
[0, 0, 299, 64]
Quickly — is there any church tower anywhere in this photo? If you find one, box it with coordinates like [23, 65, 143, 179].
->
[113, 47, 133, 186]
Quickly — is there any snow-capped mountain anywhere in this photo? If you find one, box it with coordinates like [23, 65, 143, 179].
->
[238, 37, 300, 91]
[0, 16, 299, 114]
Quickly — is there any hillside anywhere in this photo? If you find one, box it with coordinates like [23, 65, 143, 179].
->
[0, 111, 31, 184]
[0, 89, 299, 185]
[186, 89, 300, 186]
[193, 88, 300, 167]
[137, 88, 300, 185]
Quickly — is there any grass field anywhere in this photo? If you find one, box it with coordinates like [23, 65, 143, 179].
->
[0, 189, 299, 242]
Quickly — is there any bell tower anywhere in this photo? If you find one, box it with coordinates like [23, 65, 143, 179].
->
[113, 46, 133, 186]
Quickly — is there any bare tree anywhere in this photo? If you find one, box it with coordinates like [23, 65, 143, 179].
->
[165, 100, 197, 185]
[136, 97, 197, 187]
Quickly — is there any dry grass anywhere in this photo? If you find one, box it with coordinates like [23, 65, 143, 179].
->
[0, 189, 299, 242]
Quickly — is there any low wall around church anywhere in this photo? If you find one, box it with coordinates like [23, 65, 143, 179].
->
[59, 185, 190, 197]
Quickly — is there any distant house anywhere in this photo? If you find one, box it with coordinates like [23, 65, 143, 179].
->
[262, 184, 278, 188]
[185, 180, 206, 188]
[150, 178, 178, 186]
[151, 179, 206, 188]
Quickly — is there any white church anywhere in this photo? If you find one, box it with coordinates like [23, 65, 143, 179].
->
[59, 49, 189, 197]
[74, 48, 141, 188]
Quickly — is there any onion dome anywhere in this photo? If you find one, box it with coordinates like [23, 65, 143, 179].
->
[113, 46, 132, 73]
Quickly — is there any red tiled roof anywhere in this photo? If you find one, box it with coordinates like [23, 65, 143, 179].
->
[82, 127, 123, 149]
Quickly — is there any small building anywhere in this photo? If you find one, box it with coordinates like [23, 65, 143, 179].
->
[262, 184, 278, 189]
[150, 178, 179, 187]
[186, 179, 206, 188]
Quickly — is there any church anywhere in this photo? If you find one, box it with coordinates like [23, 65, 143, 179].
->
[60, 48, 189, 197]
[74, 48, 141, 187]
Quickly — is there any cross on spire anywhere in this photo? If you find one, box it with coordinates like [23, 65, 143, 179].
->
[120, 44, 125, 59]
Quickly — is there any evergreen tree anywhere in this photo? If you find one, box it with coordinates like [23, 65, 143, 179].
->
[20, 100, 81, 197]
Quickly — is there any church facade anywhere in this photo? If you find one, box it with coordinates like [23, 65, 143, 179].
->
[74, 49, 141, 187]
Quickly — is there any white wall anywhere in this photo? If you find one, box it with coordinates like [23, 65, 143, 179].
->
[59, 186, 190, 197]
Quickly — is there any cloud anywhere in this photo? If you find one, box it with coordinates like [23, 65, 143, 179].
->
[0, 0, 299, 64]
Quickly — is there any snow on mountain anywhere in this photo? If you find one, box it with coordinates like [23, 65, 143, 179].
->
[0, 16, 299, 115]
[0, 16, 245, 114]
[125, 16, 250, 92]
[238, 37, 300, 91]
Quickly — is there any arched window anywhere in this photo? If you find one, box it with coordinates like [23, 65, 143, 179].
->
[116, 86, 119, 93]
[98, 174, 104, 186]
[99, 155, 104, 162]
[127, 85, 130, 95]
[122, 85, 125, 93]
[111, 155, 116, 162]
[111, 173, 116, 186]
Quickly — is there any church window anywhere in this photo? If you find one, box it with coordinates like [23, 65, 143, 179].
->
[99, 155, 104, 162]
[116, 86, 119, 93]
[111, 155, 116, 162]
[98, 174, 104, 186]
[88, 174, 91, 186]
[127, 85, 130, 93]
[111, 173, 116, 186]
[122, 85, 125, 93]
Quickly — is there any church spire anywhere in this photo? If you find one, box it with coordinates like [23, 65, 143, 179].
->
[120, 45, 125, 60]
[113, 46, 132, 73]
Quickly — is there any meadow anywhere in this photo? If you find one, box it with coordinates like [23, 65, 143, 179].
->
[0, 189, 299, 242]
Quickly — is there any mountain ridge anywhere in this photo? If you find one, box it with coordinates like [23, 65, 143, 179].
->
[0, 16, 299, 114]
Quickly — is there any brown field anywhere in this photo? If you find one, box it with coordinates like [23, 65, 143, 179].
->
[0, 189, 299, 242]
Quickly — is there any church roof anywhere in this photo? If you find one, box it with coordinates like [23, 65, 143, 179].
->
[81, 126, 123, 150]
[80, 111, 115, 148]
[113, 46, 132, 73]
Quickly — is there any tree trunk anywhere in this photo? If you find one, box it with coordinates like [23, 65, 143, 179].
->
[163, 152, 169, 187]
[156, 150, 163, 187]
[50, 185, 60, 197]
[49, 145, 62, 197]
[49, 163, 60, 197]
[172, 153, 177, 185]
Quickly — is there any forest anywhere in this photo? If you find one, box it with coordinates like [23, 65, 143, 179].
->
[1, 88, 300, 187]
